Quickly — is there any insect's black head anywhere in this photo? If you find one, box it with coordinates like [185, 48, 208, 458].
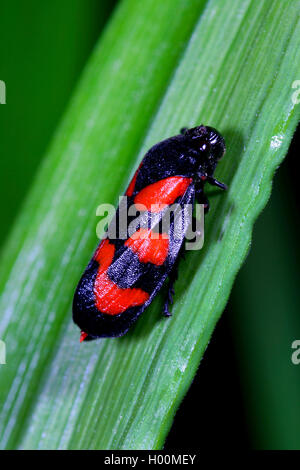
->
[183, 125, 226, 178]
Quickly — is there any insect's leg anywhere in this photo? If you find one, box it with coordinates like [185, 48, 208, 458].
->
[163, 266, 177, 317]
[163, 248, 184, 317]
[207, 176, 227, 190]
[195, 186, 210, 213]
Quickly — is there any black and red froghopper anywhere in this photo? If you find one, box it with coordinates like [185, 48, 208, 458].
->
[73, 125, 227, 341]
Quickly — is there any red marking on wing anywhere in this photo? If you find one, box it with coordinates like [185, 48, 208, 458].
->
[93, 238, 115, 271]
[80, 331, 88, 343]
[93, 239, 149, 315]
[125, 228, 169, 266]
[134, 176, 192, 212]
[125, 161, 143, 196]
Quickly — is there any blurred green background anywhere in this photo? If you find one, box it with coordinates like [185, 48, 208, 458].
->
[0, 0, 116, 248]
[0, 0, 299, 449]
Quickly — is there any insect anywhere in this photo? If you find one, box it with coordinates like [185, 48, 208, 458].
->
[73, 125, 226, 341]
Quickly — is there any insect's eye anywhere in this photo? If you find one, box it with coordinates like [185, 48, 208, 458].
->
[200, 141, 211, 153]
[208, 130, 226, 160]
[212, 142, 225, 160]
[191, 137, 210, 153]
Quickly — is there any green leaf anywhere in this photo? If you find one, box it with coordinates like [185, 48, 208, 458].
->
[0, 0, 299, 450]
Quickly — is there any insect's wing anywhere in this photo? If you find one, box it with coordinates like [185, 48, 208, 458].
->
[73, 181, 195, 338]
